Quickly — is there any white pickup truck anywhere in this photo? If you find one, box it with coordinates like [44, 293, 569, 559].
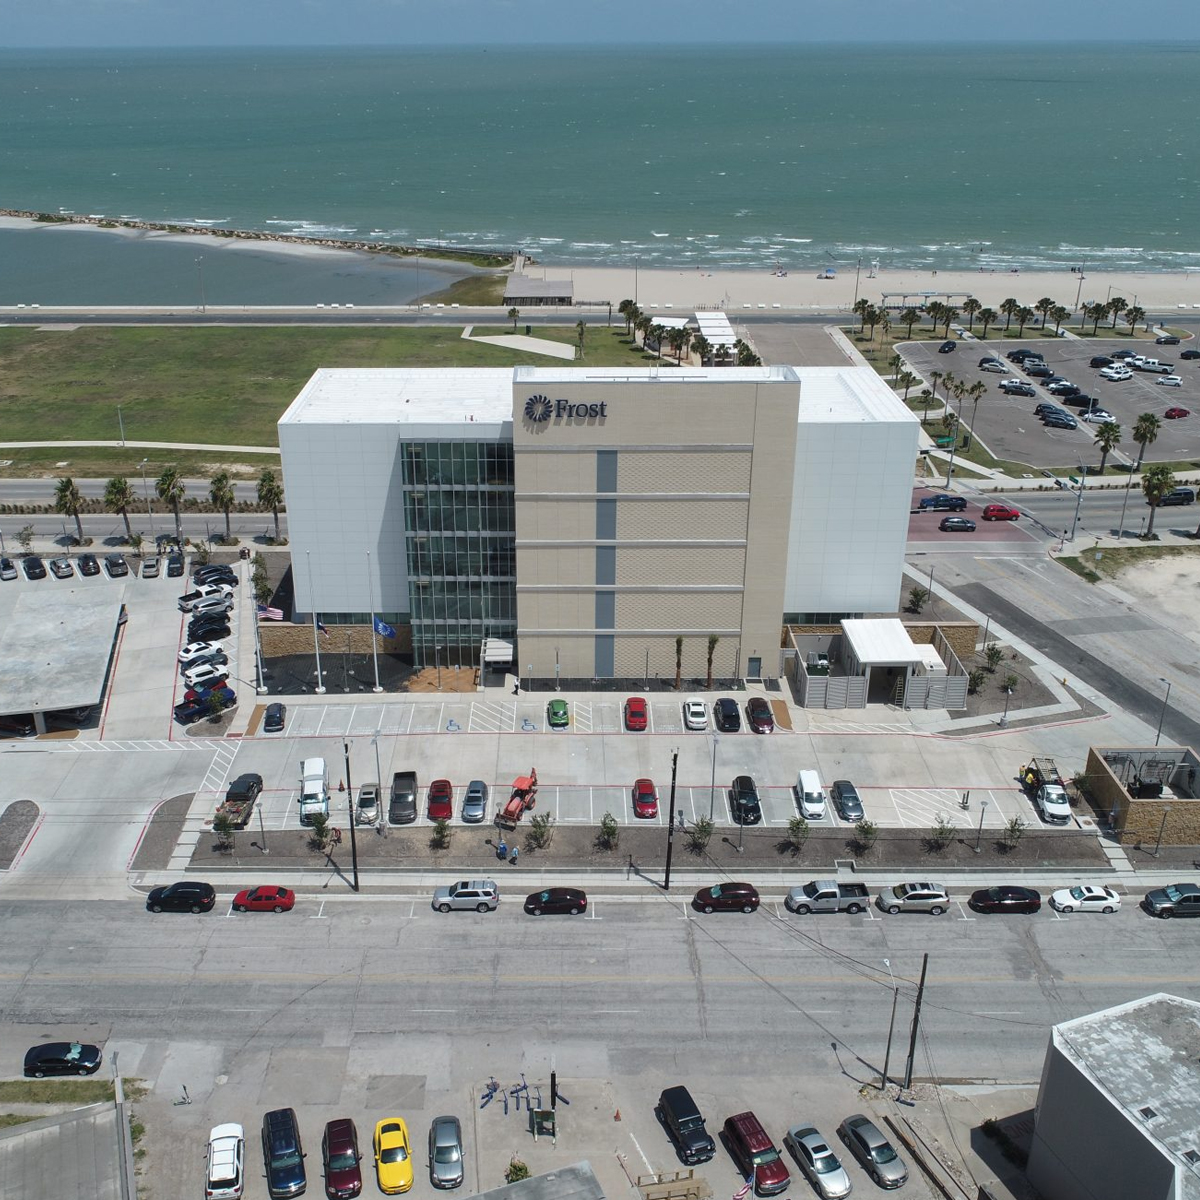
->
[784, 879, 870, 914]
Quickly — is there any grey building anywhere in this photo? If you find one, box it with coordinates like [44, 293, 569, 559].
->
[1028, 993, 1200, 1200]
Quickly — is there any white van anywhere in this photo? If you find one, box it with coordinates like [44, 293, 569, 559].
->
[795, 769, 827, 820]
[298, 757, 329, 826]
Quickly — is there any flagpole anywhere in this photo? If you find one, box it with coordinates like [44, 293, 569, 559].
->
[253, 601, 267, 694]
[367, 549, 382, 694]
[306, 548, 326, 694]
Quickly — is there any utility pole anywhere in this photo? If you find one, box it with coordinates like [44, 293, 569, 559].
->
[903, 953, 929, 1090]
[344, 740, 360, 892]
[663, 749, 679, 891]
[880, 958, 899, 1091]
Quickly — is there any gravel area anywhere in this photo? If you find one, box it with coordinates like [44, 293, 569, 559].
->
[0, 800, 39, 869]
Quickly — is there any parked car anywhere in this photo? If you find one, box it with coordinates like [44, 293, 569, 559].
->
[876, 882, 949, 915]
[1034, 402, 1066, 417]
[1081, 408, 1114, 423]
[355, 783, 381, 825]
[428, 1115, 464, 1190]
[1165, 406, 1190, 419]
[0, 557, 16, 581]
[837, 1114, 908, 1189]
[784, 1125, 852, 1200]
[1007, 349, 1044, 362]
[1049, 884, 1121, 913]
[1099, 365, 1133, 381]
[372, 1117, 413, 1195]
[104, 554, 129, 577]
[714, 697, 742, 732]
[322, 1118, 363, 1199]
[78, 552, 100, 576]
[194, 565, 238, 585]
[189, 620, 231, 642]
[1157, 375, 1183, 387]
[48, 557, 74, 579]
[205, 1123, 245, 1200]
[1000, 381, 1036, 396]
[1046, 381, 1079, 396]
[633, 778, 659, 818]
[982, 504, 1020, 521]
[263, 702, 287, 732]
[1181, 348, 1200, 360]
[182, 663, 229, 690]
[524, 887, 587, 915]
[939, 516, 976, 532]
[1110, 349, 1139, 360]
[262, 1108, 307, 1199]
[683, 697, 708, 730]
[1157, 487, 1196, 507]
[979, 360, 1007, 373]
[1156, 334, 1181, 345]
[1024, 363, 1053, 378]
[795, 769, 827, 820]
[969, 885, 1042, 914]
[166, 553, 185, 577]
[918, 493, 966, 511]
[1043, 412, 1079, 429]
[232, 885, 294, 913]
[1089, 355, 1115, 368]
[22, 556, 47, 579]
[174, 685, 236, 725]
[546, 698, 569, 729]
[1143, 882, 1200, 917]
[142, 556, 160, 578]
[461, 779, 488, 823]
[427, 778, 454, 821]
[624, 696, 648, 731]
[432, 880, 499, 913]
[830, 780, 864, 821]
[730, 775, 762, 825]
[657, 1085, 716, 1165]
[24, 1041, 103, 1077]
[0, 713, 36, 738]
[692, 881, 760, 913]
[723, 1111, 790, 1196]
[146, 881, 216, 913]
[179, 640, 225, 663]
[746, 696, 774, 733]
[938, 340, 956, 353]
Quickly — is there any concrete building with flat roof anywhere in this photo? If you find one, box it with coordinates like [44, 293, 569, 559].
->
[278, 363, 918, 683]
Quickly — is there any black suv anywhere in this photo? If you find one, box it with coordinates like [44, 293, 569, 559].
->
[78, 553, 101, 576]
[1089, 355, 1114, 368]
[262, 1108, 307, 1199]
[658, 1086, 715, 1164]
[1000, 381, 1035, 397]
[730, 775, 762, 825]
[166, 553, 185, 577]
[104, 554, 129, 577]
[22, 556, 47, 580]
[713, 698, 741, 732]
[145, 881, 216, 913]
[1007, 349, 1043, 363]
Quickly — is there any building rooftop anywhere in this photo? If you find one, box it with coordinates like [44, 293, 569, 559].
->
[1054, 993, 1200, 1180]
[795, 366, 919, 426]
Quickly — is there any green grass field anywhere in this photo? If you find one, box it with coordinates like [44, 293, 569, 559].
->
[0, 325, 661, 475]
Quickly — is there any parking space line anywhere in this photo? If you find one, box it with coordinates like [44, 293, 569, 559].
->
[956, 902, 976, 922]
[309, 900, 328, 919]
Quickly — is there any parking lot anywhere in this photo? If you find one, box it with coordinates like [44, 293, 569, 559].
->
[901, 335, 1200, 468]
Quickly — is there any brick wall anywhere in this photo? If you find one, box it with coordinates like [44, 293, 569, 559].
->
[1085, 746, 1200, 845]
[259, 623, 410, 659]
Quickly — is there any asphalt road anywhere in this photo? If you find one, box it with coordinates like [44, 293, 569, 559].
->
[0, 478, 264, 505]
[0, 510, 284, 549]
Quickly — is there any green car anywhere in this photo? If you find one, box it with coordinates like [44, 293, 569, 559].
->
[547, 699, 569, 729]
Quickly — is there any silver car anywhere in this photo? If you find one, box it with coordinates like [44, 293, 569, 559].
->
[876, 882, 948, 915]
[461, 780, 488, 823]
[428, 1114, 463, 1188]
[355, 782, 380, 825]
[784, 1125, 851, 1199]
[837, 1114, 907, 1189]
[432, 880, 499, 913]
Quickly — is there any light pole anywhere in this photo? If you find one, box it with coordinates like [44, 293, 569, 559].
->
[1069, 465, 1086, 542]
[664, 749, 679, 891]
[1153, 806, 1171, 858]
[880, 958, 899, 1090]
[999, 687, 1012, 729]
[138, 458, 154, 535]
[1155, 678, 1172, 746]
[973, 797, 989, 853]
[1075, 264, 1086, 311]
[634, 256, 639, 305]
[343, 740, 359, 891]
[435, 644, 443, 691]
[853, 255, 862, 307]
[708, 732, 720, 820]
[1118, 467, 1134, 539]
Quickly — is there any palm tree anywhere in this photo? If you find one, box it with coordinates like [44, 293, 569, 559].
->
[508, 307, 520, 331]
[706, 634, 719, 689]
[877, 309, 891, 343]
[962, 297, 981, 330]
[926, 301, 945, 334]
[964, 381, 987, 450]
[54, 476, 85, 545]
[898, 370, 918, 400]
[1094, 421, 1122, 475]
[650, 324, 667, 355]
[668, 327, 687, 362]
[575, 319, 587, 357]
[691, 333, 711, 365]
[1142, 464, 1177, 539]
[1125, 305, 1145, 334]
[928, 369, 944, 405]
[852, 298, 871, 333]
[674, 636, 684, 690]
[1034, 297, 1055, 329]
[1132, 412, 1161, 471]
[209, 471, 235, 542]
[1049, 304, 1071, 334]
[257, 467, 285, 542]
[919, 388, 933, 425]
[104, 475, 136, 544]
[635, 314, 652, 348]
[1000, 297, 1020, 331]
[715, 344, 731, 368]
[1087, 303, 1108, 335]
[617, 299, 633, 334]
[900, 307, 920, 338]
[156, 466, 186, 544]
[1107, 296, 1127, 329]
[1015, 306, 1035, 336]
[978, 307, 998, 338]
[863, 306, 881, 341]
[941, 307, 959, 336]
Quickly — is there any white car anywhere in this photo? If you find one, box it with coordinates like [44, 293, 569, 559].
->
[1082, 408, 1114, 423]
[683, 697, 708, 731]
[1157, 375, 1183, 387]
[784, 1125, 852, 1200]
[205, 1122, 245, 1200]
[1049, 884, 1121, 914]
[1099, 366, 1133, 382]
[999, 377, 1025, 388]
[183, 662, 229, 689]
[178, 640, 225, 663]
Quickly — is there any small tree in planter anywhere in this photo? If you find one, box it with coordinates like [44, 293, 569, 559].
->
[985, 643, 1004, 672]
[925, 813, 955, 853]
[687, 816, 714, 853]
[967, 668, 987, 694]
[212, 809, 236, 852]
[783, 815, 810, 854]
[907, 586, 929, 614]
[17, 525, 34, 554]
[853, 819, 879, 853]
[598, 811, 619, 850]
[206, 693, 228, 724]
[1002, 815, 1028, 852]
[527, 813, 555, 849]
[1001, 672, 1019, 694]
[431, 818, 451, 849]
[505, 1159, 530, 1184]
[308, 812, 330, 851]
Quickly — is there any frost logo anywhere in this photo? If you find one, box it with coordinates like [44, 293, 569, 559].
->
[524, 394, 553, 423]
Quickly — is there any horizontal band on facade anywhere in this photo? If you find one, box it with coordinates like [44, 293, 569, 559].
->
[516, 628, 744, 638]
[515, 492, 750, 502]
[514, 540, 747, 549]
[515, 584, 744, 594]
[516, 444, 754, 454]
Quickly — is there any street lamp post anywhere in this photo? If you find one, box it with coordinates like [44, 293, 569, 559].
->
[663, 749, 679, 891]
[343, 740, 359, 891]
[999, 687, 1012, 729]
[708, 732, 720, 820]
[973, 797, 989, 853]
[1155, 678, 1172, 746]
[1069, 466, 1086, 542]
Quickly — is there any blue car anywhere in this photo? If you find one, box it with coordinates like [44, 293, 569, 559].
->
[174, 685, 236, 725]
[918, 494, 966, 512]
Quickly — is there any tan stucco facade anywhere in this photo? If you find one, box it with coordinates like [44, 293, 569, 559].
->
[512, 371, 800, 681]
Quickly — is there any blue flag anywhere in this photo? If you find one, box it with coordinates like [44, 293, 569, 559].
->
[373, 617, 396, 639]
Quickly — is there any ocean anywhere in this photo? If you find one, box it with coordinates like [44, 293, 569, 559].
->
[2, 42, 1199, 293]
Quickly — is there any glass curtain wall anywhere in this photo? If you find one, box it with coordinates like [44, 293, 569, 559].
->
[402, 440, 516, 667]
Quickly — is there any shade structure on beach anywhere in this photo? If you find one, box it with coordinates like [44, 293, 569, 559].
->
[695, 311, 737, 349]
[503, 274, 573, 305]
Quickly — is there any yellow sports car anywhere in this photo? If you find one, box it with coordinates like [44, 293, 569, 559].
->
[373, 1117, 414, 1194]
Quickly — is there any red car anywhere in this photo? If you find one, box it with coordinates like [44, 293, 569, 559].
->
[632, 778, 658, 818]
[693, 882, 761, 913]
[428, 779, 454, 821]
[624, 696, 648, 731]
[982, 504, 1020, 521]
[182, 680, 228, 702]
[1165, 406, 1190, 419]
[232, 885, 295, 913]
[322, 1118, 363, 1198]
[746, 696, 775, 733]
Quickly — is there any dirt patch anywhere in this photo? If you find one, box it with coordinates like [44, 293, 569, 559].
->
[769, 699, 793, 731]
[130, 794, 192, 872]
[0, 800, 39, 869]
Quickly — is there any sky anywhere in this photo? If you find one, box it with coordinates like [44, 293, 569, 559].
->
[4, 0, 1200, 47]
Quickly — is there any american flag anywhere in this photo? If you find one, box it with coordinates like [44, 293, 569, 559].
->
[316, 619, 331, 639]
[257, 603, 284, 620]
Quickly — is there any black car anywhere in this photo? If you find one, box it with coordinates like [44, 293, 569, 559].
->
[730, 775, 762, 824]
[104, 554, 129, 577]
[713, 697, 741, 732]
[263, 702, 287, 733]
[146, 881, 217, 913]
[1156, 335, 1181, 345]
[226, 773, 263, 803]
[24, 1041, 103, 1078]
[1089, 355, 1114, 368]
[1024, 363, 1053, 378]
[1000, 382, 1036, 397]
[969, 885, 1042, 914]
[1111, 349, 1139, 360]
[938, 340, 956, 353]
[194, 566, 238, 586]
[22, 556, 47, 579]
[188, 621, 231, 641]
[524, 887, 587, 915]
[1007, 348, 1043, 362]
[77, 552, 101, 576]
[1069, 394, 1097, 409]
[1046, 383, 1080, 397]
[1181, 349, 1200, 360]
[830, 779, 864, 821]
[166, 553, 185, 577]
[1044, 412, 1078, 429]
[1034, 402, 1066, 417]
[0, 713, 37, 738]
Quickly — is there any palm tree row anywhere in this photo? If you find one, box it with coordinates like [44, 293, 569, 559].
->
[617, 299, 761, 366]
[892, 292, 1146, 343]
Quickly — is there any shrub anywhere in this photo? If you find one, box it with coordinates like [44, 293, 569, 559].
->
[926, 813, 955, 852]
[967, 668, 987, 694]
[212, 810, 235, 851]
[505, 1159, 530, 1184]
[984, 643, 1004, 672]
[598, 811, 619, 850]
[308, 812, 329, 850]
[907, 586, 929, 614]
[687, 816, 714, 852]
[527, 813, 555, 849]
[853, 819, 879, 851]
[1003, 816, 1028, 851]
[784, 815, 810, 853]
[1001, 672, 1019, 693]
[431, 818, 451, 849]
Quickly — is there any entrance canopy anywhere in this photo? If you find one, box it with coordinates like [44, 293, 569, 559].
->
[482, 638, 514, 665]
[840, 618, 924, 668]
